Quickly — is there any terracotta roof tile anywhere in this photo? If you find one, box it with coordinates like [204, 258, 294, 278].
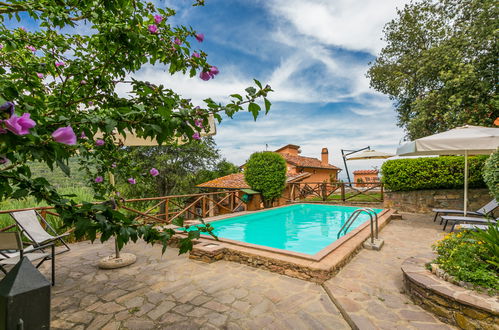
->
[196, 172, 312, 189]
[281, 154, 341, 170]
[196, 173, 249, 189]
[353, 169, 379, 174]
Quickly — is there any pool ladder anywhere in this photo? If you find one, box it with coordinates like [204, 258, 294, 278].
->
[337, 208, 378, 244]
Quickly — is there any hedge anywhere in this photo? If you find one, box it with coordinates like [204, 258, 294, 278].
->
[482, 149, 499, 201]
[244, 151, 287, 207]
[381, 156, 488, 191]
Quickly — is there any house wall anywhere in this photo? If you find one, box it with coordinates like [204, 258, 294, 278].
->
[300, 168, 338, 183]
[354, 173, 380, 187]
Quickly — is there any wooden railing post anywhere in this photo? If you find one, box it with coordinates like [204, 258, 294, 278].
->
[341, 183, 346, 202]
[164, 198, 169, 223]
[202, 195, 206, 217]
[380, 183, 384, 202]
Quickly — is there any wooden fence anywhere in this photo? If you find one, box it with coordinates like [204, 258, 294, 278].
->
[0, 190, 247, 230]
[286, 182, 384, 203]
[121, 190, 246, 224]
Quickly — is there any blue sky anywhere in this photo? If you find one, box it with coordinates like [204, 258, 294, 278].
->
[9, 0, 411, 179]
[155, 0, 411, 178]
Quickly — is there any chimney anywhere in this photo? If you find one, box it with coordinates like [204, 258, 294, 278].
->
[321, 148, 329, 165]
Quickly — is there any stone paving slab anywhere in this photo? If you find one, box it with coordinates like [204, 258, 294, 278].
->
[40, 239, 349, 329]
[3, 211, 462, 329]
[324, 213, 456, 329]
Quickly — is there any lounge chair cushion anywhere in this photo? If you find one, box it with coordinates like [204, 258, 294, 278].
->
[11, 210, 56, 243]
[440, 215, 497, 223]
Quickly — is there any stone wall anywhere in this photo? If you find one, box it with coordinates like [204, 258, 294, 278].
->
[384, 188, 491, 213]
[402, 255, 499, 329]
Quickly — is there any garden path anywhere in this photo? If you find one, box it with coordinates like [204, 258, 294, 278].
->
[324, 213, 455, 329]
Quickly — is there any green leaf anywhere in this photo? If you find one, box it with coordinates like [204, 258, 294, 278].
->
[11, 189, 29, 199]
[264, 98, 271, 114]
[56, 159, 71, 177]
[248, 102, 260, 121]
[245, 87, 256, 95]
[171, 217, 184, 227]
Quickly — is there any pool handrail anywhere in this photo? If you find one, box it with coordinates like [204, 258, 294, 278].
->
[337, 208, 379, 244]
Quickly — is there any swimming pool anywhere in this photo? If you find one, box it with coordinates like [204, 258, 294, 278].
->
[197, 204, 382, 255]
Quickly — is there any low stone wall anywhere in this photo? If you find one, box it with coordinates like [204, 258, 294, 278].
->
[402, 254, 499, 329]
[189, 243, 333, 283]
[384, 188, 491, 213]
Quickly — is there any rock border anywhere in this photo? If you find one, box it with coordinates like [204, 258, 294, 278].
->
[401, 254, 499, 329]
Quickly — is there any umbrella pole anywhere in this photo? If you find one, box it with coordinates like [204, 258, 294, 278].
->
[464, 150, 468, 216]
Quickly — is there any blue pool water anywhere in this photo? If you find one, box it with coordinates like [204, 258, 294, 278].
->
[197, 204, 382, 255]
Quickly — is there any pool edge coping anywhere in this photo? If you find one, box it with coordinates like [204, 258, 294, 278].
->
[188, 206, 391, 262]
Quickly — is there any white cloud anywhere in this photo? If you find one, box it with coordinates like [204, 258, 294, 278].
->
[266, 0, 410, 55]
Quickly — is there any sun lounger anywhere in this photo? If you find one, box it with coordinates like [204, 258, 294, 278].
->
[453, 223, 490, 232]
[440, 215, 497, 232]
[0, 232, 55, 285]
[10, 210, 71, 253]
[433, 199, 498, 223]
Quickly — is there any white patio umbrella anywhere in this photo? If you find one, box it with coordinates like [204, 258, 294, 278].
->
[347, 150, 394, 160]
[396, 125, 499, 215]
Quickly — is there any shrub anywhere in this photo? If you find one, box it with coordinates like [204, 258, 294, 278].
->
[244, 152, 286, 207]
[432, 227, 499, 293]
[482, 149, 499, 201]
[381, 156, 487, 191]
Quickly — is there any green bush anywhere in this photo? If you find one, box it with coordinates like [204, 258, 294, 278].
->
[432, 228, 499, 293]
[482, 149, 499, 201]
[381, 156, 487, 191]
[244, 152, 286, 207]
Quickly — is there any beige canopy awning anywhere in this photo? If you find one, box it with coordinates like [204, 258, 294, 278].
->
[347, 150, 394, 160]
[94, 114, 216, 146]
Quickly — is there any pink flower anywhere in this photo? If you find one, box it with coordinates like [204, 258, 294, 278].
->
[55, 61, 65, 67]
[0, 45, 3, 49]
[195, 33, 204, 42]
[209, 66, 219, 78]
[192, 52, 200, 58]
[148, 25, 158, 34]
[149, 168, 159, 176]
[199, 71, 211, 81]
[128, 178, 136, 184]
[174, 38, 182, 45]
[52, 126, 77, 145]
[88, 101, 94, 106]
[0, 156, 8, 164]
[111, 163, 117, 168]
[154, 15, 163, 24]
[26, 45, 36, 52]
[192, 132, 201, 140]
[36, 73, 44, 79]
[95, 176, 103, 183]
[80, 131, 87, 139]
[4, 113, 36, 135]
[95, 139, 105, 146]
[194, 119, 203, 128]
[0, 128, 7, 134]
[80, 80, 87, 85]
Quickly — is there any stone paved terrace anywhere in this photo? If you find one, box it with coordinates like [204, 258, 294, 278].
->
[324, 213, 454, 329]
[31, 212, 454, 329]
